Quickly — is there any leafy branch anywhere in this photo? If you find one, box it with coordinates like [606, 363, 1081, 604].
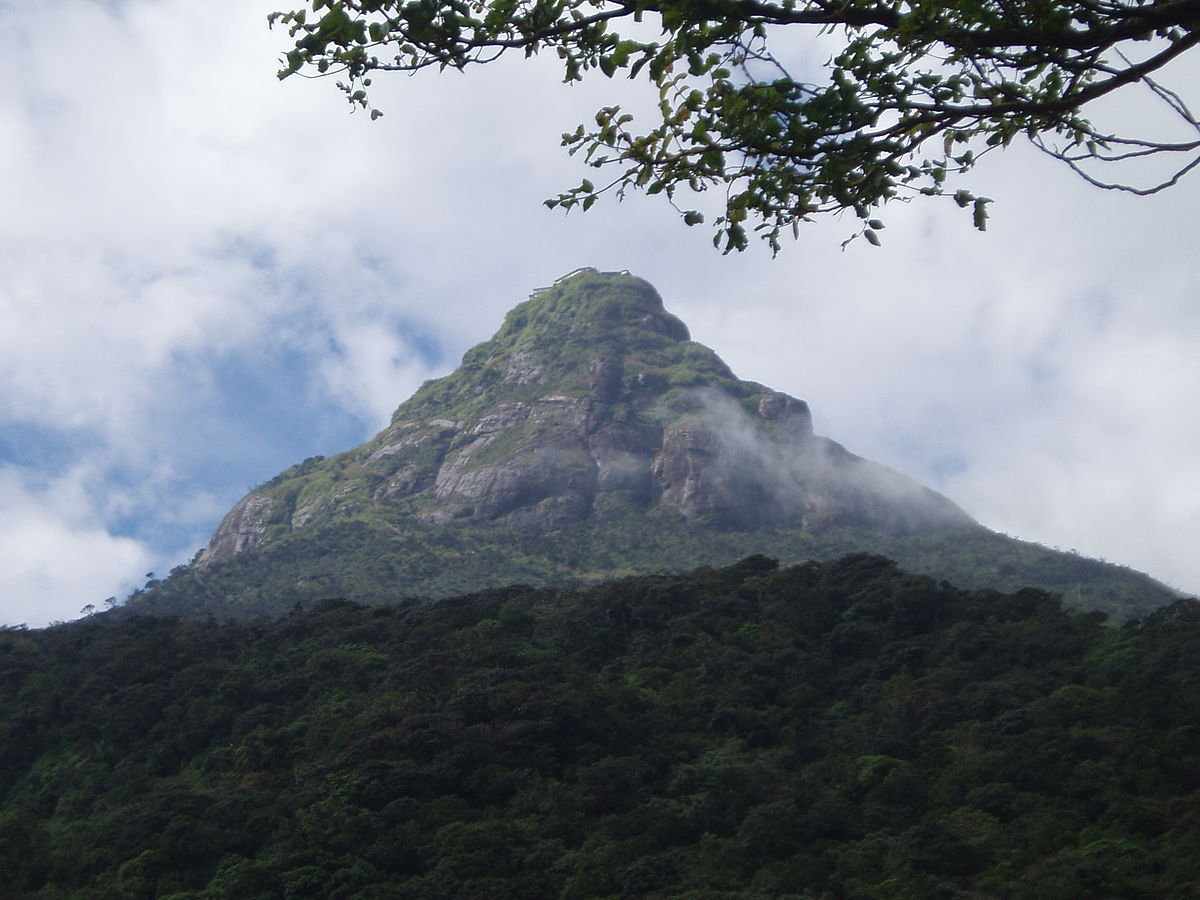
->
[269, 0, 1200, 251]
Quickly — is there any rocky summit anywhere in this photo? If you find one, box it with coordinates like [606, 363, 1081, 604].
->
[200, 268, 969, 566]
[128, 269, 1180, 622]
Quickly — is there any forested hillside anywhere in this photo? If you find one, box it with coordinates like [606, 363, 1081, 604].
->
[4, 555, 1200, 898]
[130, 512, 1178, 625]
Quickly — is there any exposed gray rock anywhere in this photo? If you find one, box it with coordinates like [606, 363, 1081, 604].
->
[504, 351, 543, 385]
[588, 422, 659, 498]
[505, 492, 593, 531]
[196, 268, 973, 567]
[373, 464, 437, 501]
[197, 494, 274, 567]
[369, 432, 433, 461]
[653, 424, 726, 523]
[470, 403, 531, 436]
[757, 390, 813, 436]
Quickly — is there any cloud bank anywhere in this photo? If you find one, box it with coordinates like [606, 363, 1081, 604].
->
[0, 0, 1196, 625]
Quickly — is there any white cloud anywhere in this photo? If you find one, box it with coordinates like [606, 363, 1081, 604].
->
[0, 248, 276, 437]
[0, 465, 154, 628]
[680, 145, 1200, 595]
[0, 0, 1196, 627]
[318, 322, 440, 427]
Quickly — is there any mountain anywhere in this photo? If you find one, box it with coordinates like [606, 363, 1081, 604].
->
[201, 267, 968, 555]
[126, 268, 1180, 622]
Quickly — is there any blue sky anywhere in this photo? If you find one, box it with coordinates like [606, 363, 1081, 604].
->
[1, 0, 1198, 626]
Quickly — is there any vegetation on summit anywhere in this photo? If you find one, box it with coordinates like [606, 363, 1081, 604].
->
[6, 555, 1200, 897]
[270, 0, 1200, 250]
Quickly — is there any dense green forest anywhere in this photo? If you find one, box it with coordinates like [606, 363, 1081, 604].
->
[127, 510, 1177, 625]
[5, 555, 1200, 898]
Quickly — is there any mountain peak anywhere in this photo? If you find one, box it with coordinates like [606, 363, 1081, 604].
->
[196, 270, 972, 569]
[128, 270, 1180, 624]
[505, 267, 690, 344]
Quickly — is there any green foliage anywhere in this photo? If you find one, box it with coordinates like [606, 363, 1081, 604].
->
[269, 0, 1200, 251]
[5, 556, 1200, 897]
[129, 507, 1177, 623]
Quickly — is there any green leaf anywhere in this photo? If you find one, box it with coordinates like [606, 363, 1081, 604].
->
[273, 0, 1193, 252]
[972, 197, 991, 231]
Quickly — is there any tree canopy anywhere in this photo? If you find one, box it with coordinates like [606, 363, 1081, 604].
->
[6, 556, 1200, 896]
[269, 0, 1200, 251]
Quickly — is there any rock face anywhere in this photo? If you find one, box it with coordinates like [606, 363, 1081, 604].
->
[201, 495, 275, 562]
[197, 268, 972, 567]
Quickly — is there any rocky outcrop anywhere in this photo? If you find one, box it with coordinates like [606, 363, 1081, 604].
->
[653, 424, 726, 523]
[196, 268, 973, 567]
[757, 391, 813, 436]
[197, 494, 274, 566]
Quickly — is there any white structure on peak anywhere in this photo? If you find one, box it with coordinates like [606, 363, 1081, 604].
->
[553, 267, 598, 285]
[530, 267, 630, 298]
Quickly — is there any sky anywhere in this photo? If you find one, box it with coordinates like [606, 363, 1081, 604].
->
[1, 0, 1197, 627]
